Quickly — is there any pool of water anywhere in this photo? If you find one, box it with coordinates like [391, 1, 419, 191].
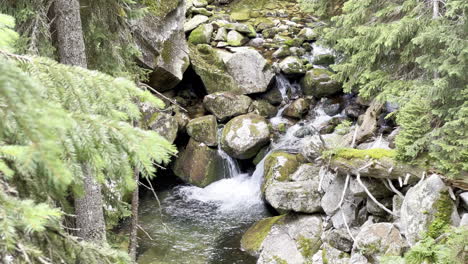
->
[136, 183, 270, 264]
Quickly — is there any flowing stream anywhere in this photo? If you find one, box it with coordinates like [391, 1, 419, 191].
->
[136, 76, 336, 264]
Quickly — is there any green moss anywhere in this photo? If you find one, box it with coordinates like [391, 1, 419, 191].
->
[261, 152, 301, 193]
[426, 191, 453, 239]
[273, 256, 288, 264]
[240, 215, 285, 254]
[143, 0, 180, 17]
[298, 236, 315, 258]
[330, 148, 397, 160]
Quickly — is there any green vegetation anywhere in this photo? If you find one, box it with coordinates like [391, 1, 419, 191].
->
[317, 0, 467, 178]
[426, 192, 453, 239]
[240, 215, 285, 254]
[0, 14, 176, 263]
[334, 120, 352, 135]
[381, 226, 468, 264]
[327, 148, 397, 160]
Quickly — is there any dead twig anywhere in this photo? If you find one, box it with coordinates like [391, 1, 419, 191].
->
[138, 82, 188, 113]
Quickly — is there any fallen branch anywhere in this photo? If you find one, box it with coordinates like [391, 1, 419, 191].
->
[386, 178, 404, 199]
[139, 82, 188, 113]
[341, 210, 355, 242]
[334, 174, 350, 212]
[357, 172, 396, 216]
[137, 224, 153, 241]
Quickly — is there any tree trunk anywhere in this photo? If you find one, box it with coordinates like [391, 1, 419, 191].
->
[128, 168, 140, 261]
[54, 0, 87, 68]
[74, 164, 107, 241]
[432, 0, 439, 19]
[54, 0, 106, 241]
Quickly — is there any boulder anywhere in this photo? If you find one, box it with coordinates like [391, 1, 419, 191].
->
[312, 244, 350, 264]
[257, 214, 323, 264]
[400, 174, 460, 245]
[366, 197, 393, 217]
[279, 56, 306, 75]
[173, 138, 224, 187]
[226, 30, 248, 46]
[189, 44, 274, 95]
[460, 192, 468, 210]
[240, 215, 285, 256]
[297, 27, 317, 41]
[188, 23, 214, 44]
[186, 115, 218, 146]
[301, 69, 341, 98]
[131, 1, 189, 92]
[265, 164, 323, 213]
[322, 228, 354, 253]
[353, 223, 407, 262]
[184, 15, 209, 32]
[249, 100, 277, 118]
[203, 92, 252, 121]
[283, 98, 310, 119]
[221, 114, 270, 159]
[224, 49, 275, 94]
[147, 112, 179, 143]
[214, 27, 227, 41]
[313, 54, 335, 66]
[261, 152, 302, 193]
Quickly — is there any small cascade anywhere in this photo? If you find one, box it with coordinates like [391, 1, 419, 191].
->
[217, 128, 241, 178]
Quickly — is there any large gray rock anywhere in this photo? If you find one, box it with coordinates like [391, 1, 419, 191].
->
[131, 1, 189, 92]
[349, 176, 393, 198]
[226, 30, 248, 46]
[203, 92, 252, 121]
[301, 69, 341, 98]
[460, 192, 468, 210]
[322, 228, 354, 253]
[221, 114, 270, 159]
[279, 56, 306, 75]
[147, 112, 179, 143]
[265, 164, 323, 213]
[173, 138, 224, 187]
[225, 49, 275, 94]
[184, 14, 209, 32]
[353, 223, 407, 262]
[257, 214, 323, 264]
[189, 45, 274, 95]
[249, 100, 277, 118]
[186, 115, 218, 146]
[400, 174, 460, 245]
[188, 23, 214, 44]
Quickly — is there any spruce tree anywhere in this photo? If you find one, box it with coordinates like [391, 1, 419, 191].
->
[321, 0, 467, 178]
[0, 14, 176, 263]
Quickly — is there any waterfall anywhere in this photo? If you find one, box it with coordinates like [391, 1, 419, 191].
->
[178, 76, 339, 212]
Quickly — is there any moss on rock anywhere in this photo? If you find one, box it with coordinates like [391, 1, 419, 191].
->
[261, 151, 301, 194]
[240, 215, 285, 255]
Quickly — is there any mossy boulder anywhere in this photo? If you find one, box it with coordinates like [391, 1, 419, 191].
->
[261, 151, 302, 194]
[279, 56, 306, 75]
[189, 44, 273, 95]
[283, 98, 310, 119]
[173, 138, 224, 187]
[184, 14, 209, 32]
[230, 9, 250, 21]
[249, 99, 278, 118]
[329, 148, 425, 180]
[400, 174, 460, 245]
[203, 92, 252, 121]
[186, 115, 218, 146]
[188, 24, 214, 44]
[297, 27, 317, 41]
[265, 164, 324, 214]
[313, 54, 335, 66]
[226, 30, 248, 46]
[301, 69, 341, 98]
[257, 214, 323, 264]
[146, 112, 179, 143]
[132, 0, 189, 92]
[221, 114, 270, 159]
[241, 215, 286, 256]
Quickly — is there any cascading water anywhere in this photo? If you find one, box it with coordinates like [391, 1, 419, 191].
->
[136, 76, 340, 264]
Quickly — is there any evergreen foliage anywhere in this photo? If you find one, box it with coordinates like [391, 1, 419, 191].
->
[321, 0, 468, 178]
[0, 14, 176, 263]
